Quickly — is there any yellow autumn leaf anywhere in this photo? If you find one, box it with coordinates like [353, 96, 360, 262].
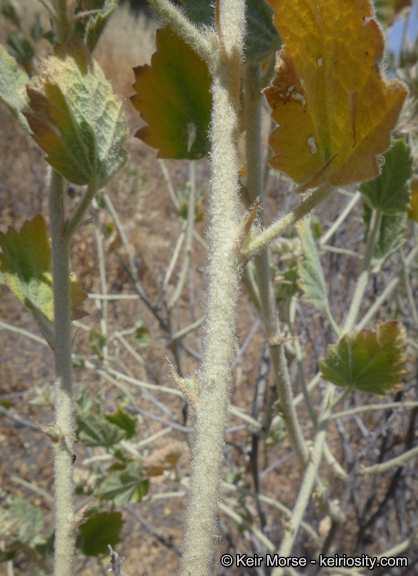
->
[265, 0, 408, 190]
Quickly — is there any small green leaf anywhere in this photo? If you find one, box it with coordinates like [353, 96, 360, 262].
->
[363, 204, 407, 273]
[319, 321, 408, 395]
[9, 497, 46, 547]
[6, 30, 35, 67]
[105, 408, 137, 440]
[0, 215, 87, 322]
[133, 317, 151, 348]
[131, 27, 212, 159]
[359, 140, 412, 215]
[23, 37, 128, 187]
[0, 0, 21, 27]
[297, 220, 327, 311]
[98, 461, 148, 506]
[73, 0, 118, 54]
[78, 512, 123, 557]
[30, 12, 44, 42]
[74, 383, 94, 414]
[245, 0, 281, 63]
[88, 330, 107, 359]
[0, 44, 31, 130]
[275, 266, 299, 304]
[76, 412, 125, 447]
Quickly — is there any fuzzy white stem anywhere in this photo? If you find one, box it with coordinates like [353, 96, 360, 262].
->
[179, 2, 245, 575]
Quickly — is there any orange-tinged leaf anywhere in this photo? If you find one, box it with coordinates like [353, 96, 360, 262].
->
[265, 0, 408, 189]
[131, 27, 212, 160]
[0, 215, 87, 322]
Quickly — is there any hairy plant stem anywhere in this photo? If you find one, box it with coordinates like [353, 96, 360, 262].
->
[179, 2, 245, 575]
[48, 169, 76, 576]
[146, 0, 213, 62]
[241, 182, 334, 261]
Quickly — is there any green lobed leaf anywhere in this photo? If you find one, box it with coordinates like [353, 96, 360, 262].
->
[76, 412, 125, 447]
[23, 37, 128, 187]
[77, 512, 123, 557]
[297, 220, 327, 311]
[276, 266, 299, 304]
[131, 27, 212, 160]
[9, 497, 46, 547]
[98, 461, 149, 506]
[0, 215, 87, 322]
[0, 44, 31, 130]
[179, 0, 280, 63]
[319, 321, 408, 395]
[363, 203, 408, 273]
[359, 140, 412, 215]
[105, 408, 137, 440]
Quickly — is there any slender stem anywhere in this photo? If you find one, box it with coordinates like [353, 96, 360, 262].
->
[168, 162, 196, 310]
[376, 535, 418, 559]
[55, 0, 72, 44]
[222, 482, 319, 542]
[171, 314, 205, 342]
[272, 386, 334, 576]
[359, 444, 418, 476]
[288, 297, 317, 427]
[343, 209, 382, 334]
[48, 169, 76, 576]
[241, 183, 334, 261]
[319, 191, 361, 246]
[160, 222, 186, 298]
[65, 180, 98, 239]
[94, 226, 109, 366]
[330, 401, 418, 420]
[146, 0, 213, 63]
[179, 2, 245, 574]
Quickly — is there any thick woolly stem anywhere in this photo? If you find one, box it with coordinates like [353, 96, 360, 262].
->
[48, 169, 76, 576]
[179, 2, 245, 575]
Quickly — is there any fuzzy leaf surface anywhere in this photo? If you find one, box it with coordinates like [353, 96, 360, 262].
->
[78, 512, 123, 557]
[297, 220, 327, 310]
[0, 45, 31, 130]
[265, 0, 408, 188]
[0, 215, 86, 322]
[319, 321, 407, 394]
[23, 37, 128, 186]
[131, 27, 211, 159]
[359, 140, 412, 214]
